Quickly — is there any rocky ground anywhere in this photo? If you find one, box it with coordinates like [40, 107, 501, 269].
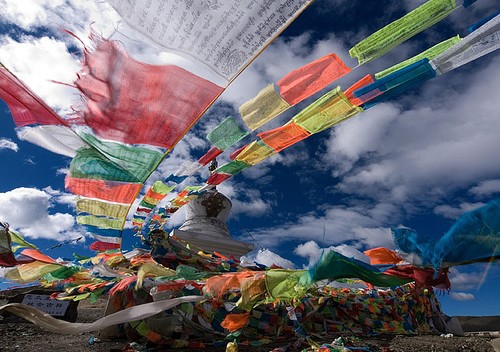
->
[0, 300, 499, 352]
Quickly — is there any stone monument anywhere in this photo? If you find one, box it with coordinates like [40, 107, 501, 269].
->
[169, 175, 254, 258]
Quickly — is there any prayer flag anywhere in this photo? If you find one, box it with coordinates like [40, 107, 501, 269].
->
[258, 122, 310, 152]
[240, 83, 290, 131]
[207, 116, 249, 150]
[107, 0, 314, 80]
[375, 35, 461, 79]
[277, 53, 351, 105]
[75, 37, 223, 148]
[349, 0, 457, 65]
[431, 14, 500, 75]
[292, 87, 362, 134]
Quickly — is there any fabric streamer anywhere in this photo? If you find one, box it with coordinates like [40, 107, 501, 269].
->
[0, 295, 203, 335]
[392, 199, 500, 270]
[107, 0, 314, 81]
[65, 177, 142, 204]
[375, 35, 461, 79]
[258, 123, 310, 153]
[430, 14, 500, 75]
[74, 36, 224, 149]
[207, 116, 249, 150]
[349, 0, 457, 65]
[76, 199, 129, 218]
[234, 141, 277, 166]
[0, 223, 16, 267]
[277, 53, 351, 105]
[354, 59, 437, 109]
[300, 250, 412, 287]
[239, 83, 291, 131]
[291, 86, 362, 134]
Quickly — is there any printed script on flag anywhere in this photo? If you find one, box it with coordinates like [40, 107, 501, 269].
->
[107, 0, 313, 81]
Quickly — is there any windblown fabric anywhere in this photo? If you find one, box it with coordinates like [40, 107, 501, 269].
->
[349, 0, 457, 65]
[77, 215, 125, 230]
[76, 199, 129, 219]
[354, 59, 437, 109]
[343, 74, 376, 106]
[375, 35, 461, 79]
[207, 116, 249, 150]
[291, 86, 362, 134]
[240, 83, 290, 131]
[234, 140, 277, 166]
[74, 36, 224, 149]
[16, 125, 86, 158]
[430, 14, 500, 75]
[258, 123, 310, 152]
[392, 199, 500, 269]
[300, 250, 412, 287]
[65, 177, 142, 204]
[0, 64, 86, 157]
[107, 0, 314, 81]
[0, 64, 64, 126]
[277, 53, 351, 105]
[0, 224, 16, 267]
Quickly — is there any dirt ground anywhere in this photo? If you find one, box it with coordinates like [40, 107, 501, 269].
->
[0, 301, 499, 352]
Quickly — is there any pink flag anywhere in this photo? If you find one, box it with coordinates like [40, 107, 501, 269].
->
[74, 38, 224, 149]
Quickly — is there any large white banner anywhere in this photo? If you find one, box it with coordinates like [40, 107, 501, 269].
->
[107, 0, 313, 81]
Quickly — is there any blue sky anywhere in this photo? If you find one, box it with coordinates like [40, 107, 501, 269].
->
[0, 0, 499, 317]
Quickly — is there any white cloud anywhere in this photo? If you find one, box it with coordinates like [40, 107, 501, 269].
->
[448, 267, 483, 291]
[0, 138, 18, 152]
[449, 292, 476, 301]
[322, 57, 499, 208]
[433, 201, 485, 219]
[247, 204, 397, 250]
[0, 187, 78, 240]
[294, 240, 370, 268]
[0, 35, 81, 112]
[241, 248, 296, 269]
[469, 179, 500, 198]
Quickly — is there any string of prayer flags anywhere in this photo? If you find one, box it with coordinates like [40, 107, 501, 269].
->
[276, 53, 351, 105]
[430, 14, 500, 75]
[375, 35, 461, 79]
[349, 0, 458, 65]
[257, 122, 310, 153]
[107, 0, 314, 81]
[291, 86, 362, 134]
[16, 125, 86, 158]
[392, 199, 500, 270]
[207, 116, 249, 150]
[83, 226, 122, 245]
[70, 147, 145, 183]
[240, 83, 291, 131]
[76, 132, 165, 183]
[89, 241, 121, 251]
